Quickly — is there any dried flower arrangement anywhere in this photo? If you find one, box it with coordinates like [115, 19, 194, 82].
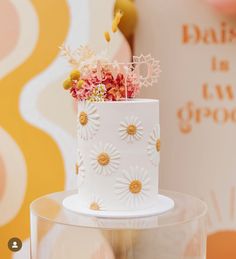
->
[61, 10, 161, 102]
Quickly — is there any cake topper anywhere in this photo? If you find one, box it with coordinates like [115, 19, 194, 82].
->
[61, 10, 161, 102]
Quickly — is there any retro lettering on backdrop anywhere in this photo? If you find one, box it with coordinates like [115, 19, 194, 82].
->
[178, 22, 236, 134]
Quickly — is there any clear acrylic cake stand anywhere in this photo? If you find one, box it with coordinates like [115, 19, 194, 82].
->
[30, 190, 207, 259]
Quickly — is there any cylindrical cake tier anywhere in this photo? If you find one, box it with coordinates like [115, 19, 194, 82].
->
[77, 99, 160, 211]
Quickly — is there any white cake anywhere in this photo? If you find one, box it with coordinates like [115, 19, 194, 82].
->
[76, 99, 160, 211]
[61, 44, 174, 217]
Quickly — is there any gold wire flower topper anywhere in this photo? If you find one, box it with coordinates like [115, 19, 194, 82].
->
[61, 10, 161, 101]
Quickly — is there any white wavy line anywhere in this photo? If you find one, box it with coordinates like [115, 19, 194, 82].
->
[19, 0, 90, 191]
[0, 0, 39, 79]
[0, 128, 27, 226]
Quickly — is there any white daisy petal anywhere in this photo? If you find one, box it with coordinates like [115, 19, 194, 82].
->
[97, 166, 103, 175]
[120, 122, 128, 128]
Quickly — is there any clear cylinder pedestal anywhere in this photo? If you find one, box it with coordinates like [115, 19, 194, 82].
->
[30, 190, 207, 259]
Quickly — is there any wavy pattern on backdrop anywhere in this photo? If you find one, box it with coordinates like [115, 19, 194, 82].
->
[0, 128, 27, 226]
[0, 0, 69, 258]
[19, 0, 90, 192]
[19, 1, 131, 258]
[0, 0, 131, 258]
[0, 0, 38, 79]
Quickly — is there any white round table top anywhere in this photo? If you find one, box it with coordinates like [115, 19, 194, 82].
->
[30, 190, 207, 230]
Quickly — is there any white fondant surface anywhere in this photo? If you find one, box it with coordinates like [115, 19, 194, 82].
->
[77, 99, 160, 211]
[63, 194, 174, 218]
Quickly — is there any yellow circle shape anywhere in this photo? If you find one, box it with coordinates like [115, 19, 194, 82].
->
[156, 139, 161, 152]
[75, 163, 79, 175]
[127, 124, 137, 136]
[90, 202, 100, 211]
[97, 152, 110, 166]
[129, 180, 142, 194]
[79, 111, 88, 126]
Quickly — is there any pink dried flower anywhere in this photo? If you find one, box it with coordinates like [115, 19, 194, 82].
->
[68, 68, 141, 101]
[103, 71, 140, 101]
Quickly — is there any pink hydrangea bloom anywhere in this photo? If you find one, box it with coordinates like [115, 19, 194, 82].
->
[69, 68, 141, 101]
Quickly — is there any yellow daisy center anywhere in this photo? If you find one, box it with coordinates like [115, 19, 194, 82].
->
[79, 111, 88, 126]
[97, 152, 110, 166]
[127, 124, 137, 135]
[156, 139, 161, 152]
[75, 163, 79, 175]
[90, 202, 100, 211]
[129, 180, 142, 194]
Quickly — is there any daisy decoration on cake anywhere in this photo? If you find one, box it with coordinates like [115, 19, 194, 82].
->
[76, 150, 86, 187]
[119, 116, 143, 143]
[147, 124, 160, 166]
[77, 101, 100, 140]
[89, 195, 105, 211]
[90, 142, 120, 176]
[115, 166, 151, 208]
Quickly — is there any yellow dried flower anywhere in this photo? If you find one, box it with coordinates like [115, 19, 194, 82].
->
[114, 10, 123, 25]
[104, 31, 111, 42]
[70, 70, 81, 80]
[63, 78, 72, 90]
[77, 79, 84, 89]
[112, 21, 118, 33]
[111, 10, 123, 33]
